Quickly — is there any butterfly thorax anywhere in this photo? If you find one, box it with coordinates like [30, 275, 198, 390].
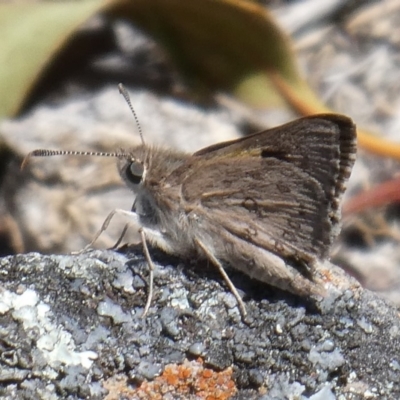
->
[118, 145, 196, 254]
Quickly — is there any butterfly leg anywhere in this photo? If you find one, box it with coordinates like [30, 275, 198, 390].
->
[139, 228, 155, 317]
[194, 237, 247, 318]
[109, 223, 130, 250]
[73, 208, 139, 254]
[74, 209, 155, 316]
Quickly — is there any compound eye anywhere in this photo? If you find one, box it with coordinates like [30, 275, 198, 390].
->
[127, 161, 144, 185]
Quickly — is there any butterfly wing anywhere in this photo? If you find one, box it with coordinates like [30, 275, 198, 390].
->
[176, 114, 356, 262]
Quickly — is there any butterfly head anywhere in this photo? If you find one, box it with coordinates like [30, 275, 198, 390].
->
[117, 146, 149, 191]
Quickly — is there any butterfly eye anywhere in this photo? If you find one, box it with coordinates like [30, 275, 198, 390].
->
[127, 161, 144, 185]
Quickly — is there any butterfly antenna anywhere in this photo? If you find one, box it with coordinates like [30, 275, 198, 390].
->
[21, 149, 129, 170]
[22, 85, 141, 170]
[118, 83, 145, 146]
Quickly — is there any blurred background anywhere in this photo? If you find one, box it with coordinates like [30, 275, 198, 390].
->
[1, 0, 400, 304]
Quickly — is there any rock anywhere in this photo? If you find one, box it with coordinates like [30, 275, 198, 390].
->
[0, 249, 399, 399]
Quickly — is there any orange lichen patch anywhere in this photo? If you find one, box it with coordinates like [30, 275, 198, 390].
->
[104, 359, 237, 400]
[139, 359, 236, 400]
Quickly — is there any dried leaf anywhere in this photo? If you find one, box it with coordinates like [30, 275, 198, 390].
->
[118, 0, 324, 109]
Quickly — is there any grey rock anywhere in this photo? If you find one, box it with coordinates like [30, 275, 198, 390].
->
[0, 249, 399, 399]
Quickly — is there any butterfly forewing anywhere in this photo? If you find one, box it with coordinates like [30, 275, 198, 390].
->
[178, 115, 356, 261]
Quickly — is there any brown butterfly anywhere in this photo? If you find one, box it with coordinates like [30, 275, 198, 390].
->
[23, 86, 357, 317]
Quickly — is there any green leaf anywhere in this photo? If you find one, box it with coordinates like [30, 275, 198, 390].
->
[0, 0, 109, 119]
